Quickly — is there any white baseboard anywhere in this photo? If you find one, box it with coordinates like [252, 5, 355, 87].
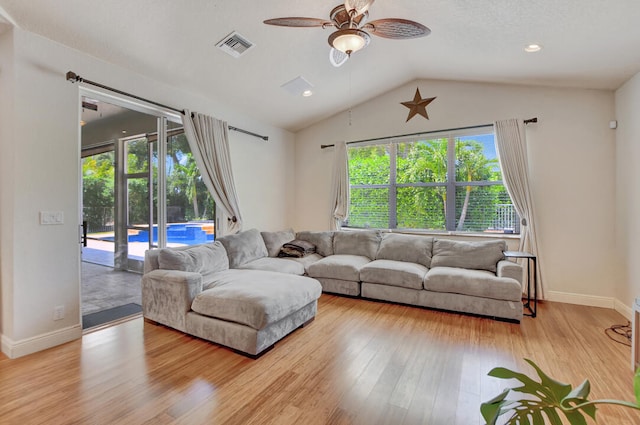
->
[546, 291, 633, 320]
[546, 291, 615, 309]
[1, 325, 82, 359]
[1, 334, 11, 358]
[614, 299, 633, 320]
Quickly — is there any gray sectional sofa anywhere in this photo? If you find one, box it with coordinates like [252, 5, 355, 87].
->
[141, 227, 523, 357]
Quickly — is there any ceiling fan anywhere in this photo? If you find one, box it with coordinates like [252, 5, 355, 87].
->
[264, 0, 430, 67]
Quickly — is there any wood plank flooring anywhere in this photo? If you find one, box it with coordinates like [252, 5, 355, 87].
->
[1, 295, 639, 424]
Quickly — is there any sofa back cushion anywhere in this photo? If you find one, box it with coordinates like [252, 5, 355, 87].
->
[333, 230, 381, 260]
[157, 241, 229, 283]
[376, 233, 433, 267]
[261, 228, 295, 257]
[218, 228, 269, 268]
[296, 231, 335, 257]
[430, 239, 506, 272]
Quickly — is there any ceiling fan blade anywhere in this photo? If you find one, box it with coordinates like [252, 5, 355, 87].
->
[329, 48, 349, 67]
[364, 19, 430, 39]
[344, 0, 375, 16]
[263, 17, 333, 28]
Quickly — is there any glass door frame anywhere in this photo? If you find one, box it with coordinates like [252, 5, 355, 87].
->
[80, 87, 181, 272]
[114, 133, 155, 272]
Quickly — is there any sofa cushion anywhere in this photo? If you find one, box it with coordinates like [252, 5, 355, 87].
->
[333, 230, 381, 259]
[238, 257, 305, 275]
[307, 254, 371, 281]
[157, 241, 228, 285]
[430, 239, 506, 273]
[261, 229, 295, 257]
[217, 228, 269, 268]
[296, 231, 334, 257]
[424, 267, 521, 302]
[360, 259, 428, 290]
[376, 233, 433, 267]
[287, 253, 324, 274]
[191, 270, 322, 330]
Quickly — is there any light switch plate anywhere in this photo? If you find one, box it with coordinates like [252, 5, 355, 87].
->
[40, 211, 64, 225]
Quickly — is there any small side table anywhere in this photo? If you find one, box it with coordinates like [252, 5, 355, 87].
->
[504, 251, 537, 318]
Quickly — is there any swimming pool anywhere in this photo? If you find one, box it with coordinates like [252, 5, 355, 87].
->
[127, 223, 215, 245]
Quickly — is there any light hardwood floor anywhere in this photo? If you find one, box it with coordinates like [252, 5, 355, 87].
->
[1, 295, 638, 424]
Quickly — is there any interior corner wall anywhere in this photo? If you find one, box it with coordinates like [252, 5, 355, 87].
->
[0, 27, 16, 351]
[294, 79, 618, 305]
[0, 28, 294, 358]
[615, 71, 640, 308]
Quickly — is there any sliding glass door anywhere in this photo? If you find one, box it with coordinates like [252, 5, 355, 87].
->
[115, 135, 154, 272]
[81, 92, 216, 274]
[164, 123, 215, 248]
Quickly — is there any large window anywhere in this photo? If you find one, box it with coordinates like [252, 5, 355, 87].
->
[345, 131, 519, 234]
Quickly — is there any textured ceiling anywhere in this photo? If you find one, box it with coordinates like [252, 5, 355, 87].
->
[1, 0, 640, 132]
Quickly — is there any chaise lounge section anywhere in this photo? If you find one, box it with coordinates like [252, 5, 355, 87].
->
[142, 232, 322, 356]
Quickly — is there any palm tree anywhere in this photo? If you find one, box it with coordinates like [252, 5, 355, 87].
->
[455, 140, 497, 231]
[175, 156, 200, 219]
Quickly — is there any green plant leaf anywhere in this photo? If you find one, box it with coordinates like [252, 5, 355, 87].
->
[562, 409, 589, 425]
[480, 389, 510, 424]
[564, 379, 591, 401]
[561, 379, 597, 419]
[489, 367, 558, 401]
[525, 359, 573, 400]
[531, 409, 544, 424]
[542, 407, 564, 425]
[485, 361, 587, 424]
[483, 360, 640, 424]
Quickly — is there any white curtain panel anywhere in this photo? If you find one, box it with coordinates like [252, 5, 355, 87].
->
[330, 141, 350, 230]
[494, 118, 544, 299]
[182, 110, 243, 235]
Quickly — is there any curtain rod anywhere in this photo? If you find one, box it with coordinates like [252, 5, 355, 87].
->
[66, 71, 269, 141]
[320, 117, 538, 149]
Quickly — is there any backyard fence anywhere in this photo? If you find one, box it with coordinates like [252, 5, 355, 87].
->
[83, 207, 114, 233]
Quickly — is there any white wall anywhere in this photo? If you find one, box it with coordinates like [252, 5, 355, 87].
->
[294, 79, 618, 306]
[0, 28, 295, 357]
[615, 71, 640, 310]
[0, 25, 15, 346]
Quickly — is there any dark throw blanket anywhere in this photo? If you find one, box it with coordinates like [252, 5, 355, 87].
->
[278, 239, 316, 258]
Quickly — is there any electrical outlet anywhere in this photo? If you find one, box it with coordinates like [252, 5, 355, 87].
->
[53, 305, 65, 321]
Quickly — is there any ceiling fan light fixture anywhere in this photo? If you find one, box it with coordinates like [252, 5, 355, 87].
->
[328, 28, 370, 55]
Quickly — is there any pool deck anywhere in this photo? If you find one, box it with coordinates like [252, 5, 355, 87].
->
[83, 238, 193, 268]
[83, 239, 147, 267]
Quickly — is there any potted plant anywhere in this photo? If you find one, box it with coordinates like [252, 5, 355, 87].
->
[481, 358, 640, 424]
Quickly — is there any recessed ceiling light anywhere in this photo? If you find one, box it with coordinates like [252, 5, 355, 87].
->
[524, 43, 542, 53]
[281, 76, 314, 97]
[302, 90, 313, 97]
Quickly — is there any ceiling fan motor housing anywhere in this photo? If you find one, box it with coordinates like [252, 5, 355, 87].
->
[330, 4, 368, 28]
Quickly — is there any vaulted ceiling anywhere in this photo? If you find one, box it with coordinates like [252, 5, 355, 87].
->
[1, 0, 640, 132]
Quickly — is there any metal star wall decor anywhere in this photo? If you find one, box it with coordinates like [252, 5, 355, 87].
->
[401, 88, 436, 122]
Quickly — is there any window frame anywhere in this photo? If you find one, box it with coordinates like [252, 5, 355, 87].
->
[345, 129, 519, 235]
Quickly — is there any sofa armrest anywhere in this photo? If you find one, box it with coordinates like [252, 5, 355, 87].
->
[497, 260, 523, 285]
[141, 269, 203, 332]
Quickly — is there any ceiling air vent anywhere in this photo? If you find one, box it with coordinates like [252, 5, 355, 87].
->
[216, 31, 255, 58]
